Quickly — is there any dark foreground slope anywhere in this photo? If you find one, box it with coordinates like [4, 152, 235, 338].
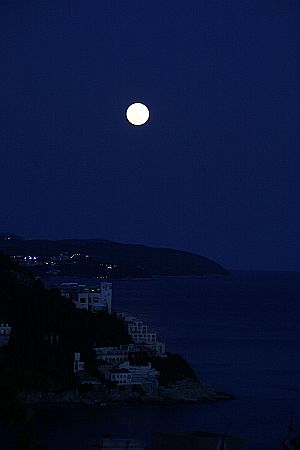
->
[0, 252, 132, 449]
[0, 252, 131, 390]
[0, 237, 228, 277]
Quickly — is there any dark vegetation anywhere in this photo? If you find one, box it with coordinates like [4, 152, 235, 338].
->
[0, 388, 46, 450]
[151, 353, 198, 385]
[0, 236, 228, 277]
[129, 351, 198, 385]
[0, 252, 131, 390]
[0, 252, 130, 448]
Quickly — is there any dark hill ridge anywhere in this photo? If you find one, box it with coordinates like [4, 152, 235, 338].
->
[0, 238, 228, 277]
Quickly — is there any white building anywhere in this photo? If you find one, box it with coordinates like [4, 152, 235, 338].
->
[118, 313, 156, 344]
[74, 352, 85, 373]
[60, 282, 112, 314]
[95, 346, 129, 365]
[110, 362, 158, 388]
[0, 323, 11, 347]
[117, 313, 166, 357]
[120, 362, 158, 386]
[98, 361, 114, 379]
[134, 341, 166, 357]
[110, 367, 132, 385]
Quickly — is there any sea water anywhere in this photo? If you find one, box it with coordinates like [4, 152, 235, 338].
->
[30, 272, 300, 448]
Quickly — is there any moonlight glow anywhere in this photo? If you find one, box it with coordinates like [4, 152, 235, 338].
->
[126, 103, 150, 126]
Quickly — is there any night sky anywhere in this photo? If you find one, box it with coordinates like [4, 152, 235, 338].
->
[1, 1, 300, 270]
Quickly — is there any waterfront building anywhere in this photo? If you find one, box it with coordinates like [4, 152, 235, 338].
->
[60, 282, 112, 314]
[0, 323, 11, 347]
[110, 367, 132, 385]
[119, 362, 158, 386]
[110, 362, 159, 390]
[95, 346, 129, 364]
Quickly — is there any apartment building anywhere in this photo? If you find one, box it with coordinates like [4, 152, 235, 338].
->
[60, 282, 112, 314]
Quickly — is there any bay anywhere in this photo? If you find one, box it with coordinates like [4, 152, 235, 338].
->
[37, 271, 300, 449]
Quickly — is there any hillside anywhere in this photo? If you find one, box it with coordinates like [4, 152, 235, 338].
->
[0, 252, 131, 449]
[0, 237, 228, 277]
[0, 252, 131, 387]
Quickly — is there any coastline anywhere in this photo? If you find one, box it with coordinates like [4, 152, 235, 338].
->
[20, 378, 235, 407]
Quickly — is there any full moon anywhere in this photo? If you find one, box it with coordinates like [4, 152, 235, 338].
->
[126, 103, 150, 126]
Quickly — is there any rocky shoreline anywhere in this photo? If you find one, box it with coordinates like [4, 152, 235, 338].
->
[20, 378, 235, 406]
[158, 379, 235, 403]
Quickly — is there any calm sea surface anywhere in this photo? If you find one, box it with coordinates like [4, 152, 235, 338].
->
[7, 271, 300, 449]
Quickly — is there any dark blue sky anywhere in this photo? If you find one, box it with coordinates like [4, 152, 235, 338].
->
[1, 1, 300, 270]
